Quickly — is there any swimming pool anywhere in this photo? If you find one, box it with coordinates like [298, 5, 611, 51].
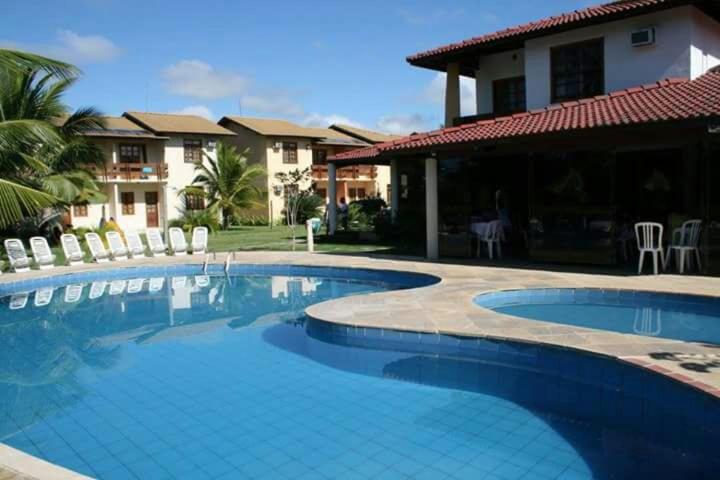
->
[1, 266, 718, 479]
[475, 288, 720, 345]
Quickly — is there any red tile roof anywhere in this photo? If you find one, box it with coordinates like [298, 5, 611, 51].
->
[331, 71, 720, 162]
[408, 0, 693, 69]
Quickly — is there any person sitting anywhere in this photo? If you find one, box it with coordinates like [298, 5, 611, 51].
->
[338, 197, 349, 230]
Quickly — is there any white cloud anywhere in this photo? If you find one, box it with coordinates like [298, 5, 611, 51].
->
[163, 60, 249, 100]
[376, 114, 431, 135]
[241, 93, 304, 117]
[171, 105, 214, 120]
[302, 113, 364, 128]
[423, 72, 477, 116]
[1, 30, 121, 64]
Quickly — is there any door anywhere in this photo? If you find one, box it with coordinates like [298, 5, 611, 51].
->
[145, 192, 159, 227]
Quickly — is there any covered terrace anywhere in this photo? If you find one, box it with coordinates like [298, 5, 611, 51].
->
[328, 71, 720, 274]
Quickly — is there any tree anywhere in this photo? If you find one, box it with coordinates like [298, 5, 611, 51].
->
[0, 48, 105, 229]
[181, 142, 266, 229]
[274, 168, 323, 250]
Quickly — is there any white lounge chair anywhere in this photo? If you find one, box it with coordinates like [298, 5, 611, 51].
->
[127, 278, 144, 294]
[168, 227, 188, 256]
[172, 276, 187, 290]
[64, 284, 83, 303]
[191, 227, 208, 255]
[125, 231, 147, 258]
[149, 277, 165, 292]
[194, 275, 210, 288]
[108, 280, 126, 295]
[89, 281, 107, 300]
[4, 239, 31, 272]
[34, 287, 54, 307]
[146, 228, 167, 257]
[85, 233, 111, 263]
[61, 234, 85, 266]
[9, 293, 29, 310]
[29, 236, 56, 270]
[105, 231, 129, 261]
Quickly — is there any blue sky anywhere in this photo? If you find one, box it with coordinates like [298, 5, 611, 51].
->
[2, 0, 595, 134]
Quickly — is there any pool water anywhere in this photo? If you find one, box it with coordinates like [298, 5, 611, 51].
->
[475, 288, 720, 345]
[1, 268, 718, 480]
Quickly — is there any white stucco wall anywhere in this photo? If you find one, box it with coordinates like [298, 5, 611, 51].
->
[690, 8, 720, 78]
[265, 137, 314, 223]
[475, 49, 526, 114]
[162, 135, 219, 224]
[523, 6, 700, 110]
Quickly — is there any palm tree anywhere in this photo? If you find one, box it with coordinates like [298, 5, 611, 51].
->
[0, 49, 106, 229]
[182, 142, 266, 229]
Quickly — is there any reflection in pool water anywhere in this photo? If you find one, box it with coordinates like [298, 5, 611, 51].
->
[0, 269, 718, 479]
[476, 288, 720, 344]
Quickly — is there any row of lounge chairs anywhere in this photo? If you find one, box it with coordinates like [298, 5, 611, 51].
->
[2, 227, 208, 273]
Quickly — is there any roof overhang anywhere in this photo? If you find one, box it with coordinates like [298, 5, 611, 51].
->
[407, 0, 703, 75]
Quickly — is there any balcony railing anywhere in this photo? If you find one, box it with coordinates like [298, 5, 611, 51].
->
[312, 164, 377, 180]
[91, 163, 169, 181]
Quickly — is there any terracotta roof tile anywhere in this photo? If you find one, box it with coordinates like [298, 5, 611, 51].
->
[407, 0, 693, 68]
[331, 72, 720, 162]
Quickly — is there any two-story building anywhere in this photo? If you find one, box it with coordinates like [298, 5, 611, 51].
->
[330, 0, 720, 273]
[218, 116, 392, 223]
[70, 112, 235, 232]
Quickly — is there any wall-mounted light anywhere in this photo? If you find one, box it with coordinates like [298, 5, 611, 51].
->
[272, 185, 283, 196]
[207, 140, 217, 150]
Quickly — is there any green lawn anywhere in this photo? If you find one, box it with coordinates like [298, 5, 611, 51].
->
[2, 226, 399, 270]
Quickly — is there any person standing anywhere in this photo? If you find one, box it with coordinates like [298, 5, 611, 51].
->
[338, 197, 349, 231]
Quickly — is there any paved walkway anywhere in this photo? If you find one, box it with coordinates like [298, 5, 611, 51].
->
[1, 252, 719, 478]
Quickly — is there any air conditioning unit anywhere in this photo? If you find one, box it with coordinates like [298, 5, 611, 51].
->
[631, 27, 655, 47]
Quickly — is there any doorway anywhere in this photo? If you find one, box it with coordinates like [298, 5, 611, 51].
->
[145, 192, 159, 227]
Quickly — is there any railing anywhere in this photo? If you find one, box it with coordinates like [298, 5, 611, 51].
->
[90, 162, 169, 181]
[311, 164, 377, 180]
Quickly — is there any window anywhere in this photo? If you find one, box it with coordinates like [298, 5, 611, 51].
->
[119, 144, 144, 163]
[493, 76, 526, 115]
[121, 192, 135, 215]
[184, 139, 203, 163]
[73, 204, 88, 217]
[185, 191, 205, 211]
[282, 142, 298, 164]
[551, 38, 604, 103]
[348, 188, 366, 201]
[312, 149, 327, 165]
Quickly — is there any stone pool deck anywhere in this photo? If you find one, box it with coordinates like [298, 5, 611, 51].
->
[1, 251, 720, 478]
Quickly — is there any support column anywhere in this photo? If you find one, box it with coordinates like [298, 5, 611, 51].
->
[328, 162, 337, 235]
[390, 158, 400, 223]
[425, 157, 439, 260]
[445, 62, 461, 127]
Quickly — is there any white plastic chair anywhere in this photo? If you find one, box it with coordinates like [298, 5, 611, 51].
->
[168, 227, 188, 256]
[146, 228, 167, 257]
[9, 293, 29, 310]
[105, 231, 129, 261]
[89, 281, 107, 300]
[191, 227, 208, 255]
[149, 277, 165, 292]
[34, 287, 54, 307]
[4, 239, 31, 272]
[127, 278, 145, 294]
[29, 237, 56, 270]
[635, 222, 665, 275]
[64, 284, 83, 303]
[125, 231, 147, 258]
[61, 234, 85, 266]
[109, 280, 126, 295]
[664, 219, 702, 274]
[194, 275, 210, 288]
[85, 233, 111, 263]
[476, 220, 503, 260]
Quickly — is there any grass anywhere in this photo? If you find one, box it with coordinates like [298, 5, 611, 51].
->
[2, 226, 400, 270]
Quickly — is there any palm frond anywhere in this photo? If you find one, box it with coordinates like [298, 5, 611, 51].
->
[0, 49, 79, 79]
[0, 178, 60, 229]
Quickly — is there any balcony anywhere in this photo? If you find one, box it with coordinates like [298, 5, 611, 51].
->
[312, 164, 377, 180]
[91, 162, 169, 182]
